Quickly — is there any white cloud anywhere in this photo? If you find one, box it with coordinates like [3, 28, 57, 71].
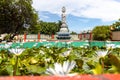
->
[32, 0, 120, 22]
[39, 13, 50, 19]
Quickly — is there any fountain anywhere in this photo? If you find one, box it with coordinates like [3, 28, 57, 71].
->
[56, 7, 71, 40]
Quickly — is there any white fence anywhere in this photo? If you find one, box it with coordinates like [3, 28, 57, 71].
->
[16, 34, 80, 42]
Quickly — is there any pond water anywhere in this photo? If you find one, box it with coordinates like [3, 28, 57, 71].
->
[0, 41, 120, 49]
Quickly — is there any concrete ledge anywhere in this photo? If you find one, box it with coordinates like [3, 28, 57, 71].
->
[0, 74, 120, 80]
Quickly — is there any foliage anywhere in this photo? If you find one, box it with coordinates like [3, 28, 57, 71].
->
[46, 60, 76, 76]
[0, 46, 120, 76]
[36, 20, 61, 35]
[70, 31, 77, 35]
[91, 63, 103, 75]
[92, 26, 111, 41]
[3, 34, 11, 41]
[0, 0, 38, 38]
[111, 19, 120, 31]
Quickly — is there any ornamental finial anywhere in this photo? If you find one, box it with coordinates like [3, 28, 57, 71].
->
[62, 6, 66, 13]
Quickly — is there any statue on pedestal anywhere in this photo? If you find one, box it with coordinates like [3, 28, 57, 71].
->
[56, 6, 71, 40]
[60, 6, 69, 32]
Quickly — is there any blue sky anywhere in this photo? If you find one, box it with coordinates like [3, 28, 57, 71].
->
[32, 0, 120, 33]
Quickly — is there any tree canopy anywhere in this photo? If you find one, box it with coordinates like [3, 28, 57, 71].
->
[111, 19, 120, 31]
[34, 20, 61, 35]
[0, 0, 38, 37]
[0, 0, 61, 36]
[92, 25, 111, 41]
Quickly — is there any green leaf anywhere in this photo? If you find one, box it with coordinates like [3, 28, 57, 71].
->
[26, 65, 46, 75]
[0, 56, 2, 64]
[108, 54, 120, 72]
[91, 63, 103, 75]
[10, 57, 16, 65]
[75, 59, 83, 69]
[108, 65, 119, 73]
[6, 65, 13, 76]
[30, 57, 39, 64]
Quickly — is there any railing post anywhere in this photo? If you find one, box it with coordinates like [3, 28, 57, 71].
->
[24, 32, 26, 42]
[89, 32, 92, 40]
[52, 34, 54, 39]
[84, 33, 86, 38]
[79, 34, 82, 40]
[38, 32, 40, 41]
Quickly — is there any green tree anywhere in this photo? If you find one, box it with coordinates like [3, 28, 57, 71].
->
[37, 20, 61, 35]
[92, 26, 111, 41]
[70, 31, 77, 34]
[111, 19, 120, 31]
[0, 0, 38, 39]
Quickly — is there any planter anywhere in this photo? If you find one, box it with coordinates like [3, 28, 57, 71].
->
[0, 74, 120, 80]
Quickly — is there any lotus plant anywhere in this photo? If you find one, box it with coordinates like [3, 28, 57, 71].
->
[95, 50, 109, 58]
[95, 50, 109, 74]
[106, 43, 116, 49]
[46, 60, 77, 76]
[9, 48, 25, 75]
[9, 48, 25, 56]
[62, 48, 72, 57]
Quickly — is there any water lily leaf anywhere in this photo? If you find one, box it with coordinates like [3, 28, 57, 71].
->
[82, 62, 90, 71]
[10, 57, 16, 65]
[26, 65, 46, 74]
[0, 56, 2, 64]
[30, 57, 39, 64]
[75, 59, 83, 69]
[108, 54, 120, 72]
[91, 63, 103, 75]
[86, 59, 97, 69]
[108, 65, 119, 73]
[0, 69, 10, 76]
[6, 65, 13, 76]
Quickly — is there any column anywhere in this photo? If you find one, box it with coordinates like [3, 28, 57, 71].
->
[24, 32, 26, 42]
[83, 32, 86, 40]
[89, 32, 92, 40]
[52, 34, 54, 39]
[84, 33, 86, 38]
[79, 34, 82, 40]
[38, 32, 40, 41]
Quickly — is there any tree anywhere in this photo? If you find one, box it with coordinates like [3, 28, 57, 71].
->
[92, 26, 111, 41]
[111, 19, 120, 31]
[36, 20, 61, 35]
[70, 31, 77, 34]
[0, 0, 38, 39]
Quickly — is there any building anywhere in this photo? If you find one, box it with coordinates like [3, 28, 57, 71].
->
[78, 30, 92, 41]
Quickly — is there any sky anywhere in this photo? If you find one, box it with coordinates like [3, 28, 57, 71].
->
[32, 0, 120, 33]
